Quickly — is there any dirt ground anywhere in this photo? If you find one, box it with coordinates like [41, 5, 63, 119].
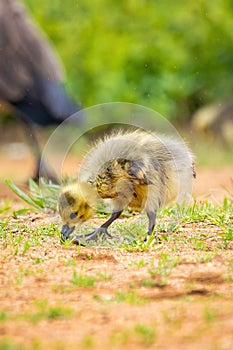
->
[0, 153, 233, 350]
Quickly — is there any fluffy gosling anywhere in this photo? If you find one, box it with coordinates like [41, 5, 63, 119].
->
[58, 129, 195, 243]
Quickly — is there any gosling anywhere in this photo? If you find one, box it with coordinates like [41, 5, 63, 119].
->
[58, 129, 196, 243]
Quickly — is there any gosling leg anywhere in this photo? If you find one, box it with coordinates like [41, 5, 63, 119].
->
[72, 210, 123, 244]
[144, 210, 157, 242]
[147, 210, 156, 236]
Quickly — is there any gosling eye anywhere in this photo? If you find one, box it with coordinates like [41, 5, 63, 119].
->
[70, 212, 78, 220]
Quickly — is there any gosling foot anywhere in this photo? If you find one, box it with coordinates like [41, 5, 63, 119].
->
[72, 227, 112, 245]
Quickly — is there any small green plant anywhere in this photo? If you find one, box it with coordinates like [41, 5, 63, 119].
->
[171, 200, 232, 227]
[64, 258, 77, 266]
[196, 252, 216, 263]
[12, 209, 29, 219]
[0, 219, 9, 231]
[203, 307, 218, 324]
[193, 239, 208, 251]
[71, 270, 96, 288]
[155, 220, 180, 235]
[35, 223, 59, 238]
[81, 335, 95, 348]
[0, 339, 26, 350]
[97, 271, 112, 281]
[134, 324, 156, 347]
[0, 311, 8, 323]
[141, 253, 180, 287]
[33, 257, 44, 264]
[141, 279, 156, 288]
[114, 291, 146, 305]
[220, 223, 233, 249]
[129, 259, 148, 268]
[5, 178, 60, 210]
[28, 300, 74, 324]
[110, 329, 130, 346]
[46, 306, 73, 320]
[52, 285, 73, 294]
[1, 220, 59, 257]
[22, 240, 31, 256]
[0, 199, 11, 214]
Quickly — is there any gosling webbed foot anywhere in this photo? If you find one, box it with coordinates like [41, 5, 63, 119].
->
[72, 227, 112, 245]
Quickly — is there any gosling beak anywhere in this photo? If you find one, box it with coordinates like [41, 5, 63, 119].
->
[61, 224, 75, 241]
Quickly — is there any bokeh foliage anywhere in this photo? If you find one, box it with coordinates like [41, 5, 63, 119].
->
[24, 0, 233, 120]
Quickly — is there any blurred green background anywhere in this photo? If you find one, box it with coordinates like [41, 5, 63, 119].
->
[24, 0, 233, 121]
[0, 0, 232, 186]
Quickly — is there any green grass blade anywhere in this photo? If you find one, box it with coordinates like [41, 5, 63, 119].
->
[5, 179, 43, 210]
[29, 178, 41, 193]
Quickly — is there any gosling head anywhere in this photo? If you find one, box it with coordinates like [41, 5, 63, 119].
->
[58, 183, 97, 241]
